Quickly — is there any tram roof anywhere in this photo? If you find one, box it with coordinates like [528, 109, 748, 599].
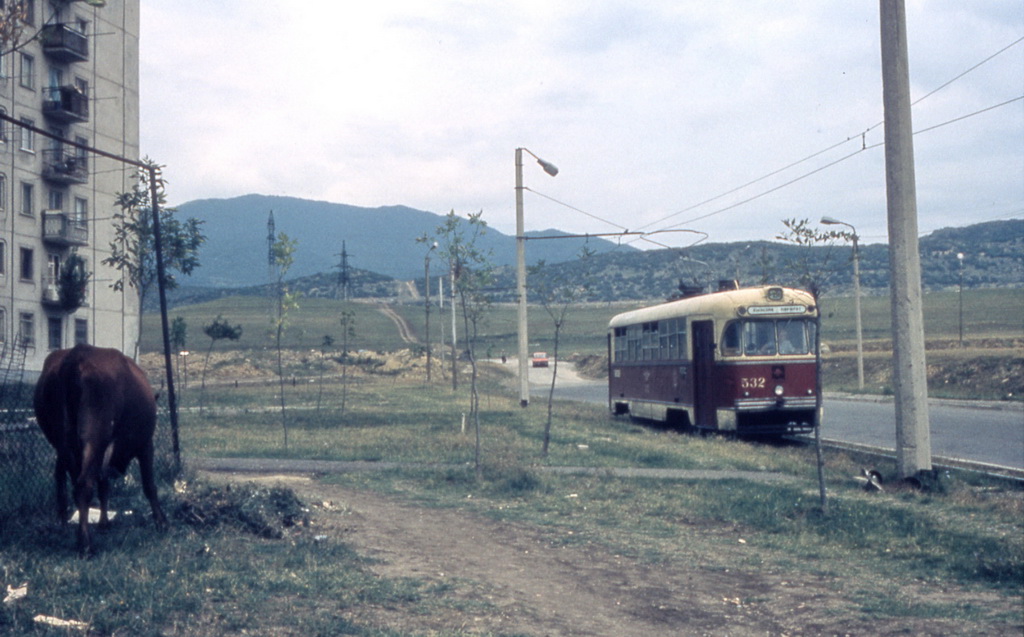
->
[608, 286, 816, 329]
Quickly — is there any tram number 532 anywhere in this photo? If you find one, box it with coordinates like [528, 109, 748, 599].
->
[741, 377, 766, 389]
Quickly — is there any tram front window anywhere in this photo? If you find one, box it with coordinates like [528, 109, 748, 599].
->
[722, 319, 815, 357]
[778, 319, 809, 355]
[743, 321, 777, 355]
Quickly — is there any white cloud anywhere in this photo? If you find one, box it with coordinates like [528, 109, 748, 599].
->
[141, 1, 1023, 245]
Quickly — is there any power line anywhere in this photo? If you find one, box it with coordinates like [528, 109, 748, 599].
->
[639, 37, 1024, 234]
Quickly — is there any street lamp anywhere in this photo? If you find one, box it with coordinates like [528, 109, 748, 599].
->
[516, 147, 558, 407]
[821, 216, 864, 390]
[424, 241, 437, 382]
[957, 252, 965, 346]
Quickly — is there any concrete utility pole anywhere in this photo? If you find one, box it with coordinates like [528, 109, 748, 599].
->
[880, 0, 932, 478]
[515, 147, 558, 407]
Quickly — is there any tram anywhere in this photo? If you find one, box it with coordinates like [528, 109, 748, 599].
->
[608, 284, 820, 436]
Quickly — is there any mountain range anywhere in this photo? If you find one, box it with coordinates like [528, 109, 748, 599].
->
[175, 194, 634, 287]
[161, 194, 1022, 308]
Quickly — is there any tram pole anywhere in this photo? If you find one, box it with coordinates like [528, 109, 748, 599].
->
[880, 0, 932, 479]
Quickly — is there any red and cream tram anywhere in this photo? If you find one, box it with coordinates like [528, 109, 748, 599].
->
[608, 285, 820, 436]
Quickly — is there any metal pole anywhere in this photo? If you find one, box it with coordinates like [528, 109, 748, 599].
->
[515, 148, 529, 407]
[424, 246, 433, 383]
[957, 253, 965, 346]
[852, 233, 864, 390]
[450, 261, 457, 390]
[880, 0, 932, 478]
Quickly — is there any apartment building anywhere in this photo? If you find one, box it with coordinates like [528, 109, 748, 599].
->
[0, 0, 140, 378]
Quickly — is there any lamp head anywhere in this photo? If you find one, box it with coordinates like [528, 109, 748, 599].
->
[820, 216, 841, 225]
[537, 158, 558, 177]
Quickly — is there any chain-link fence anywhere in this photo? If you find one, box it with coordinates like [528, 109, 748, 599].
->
[0, 384, 178, 521]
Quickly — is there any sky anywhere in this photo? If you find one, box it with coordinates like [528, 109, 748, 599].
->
[140, 1, 1023, 248]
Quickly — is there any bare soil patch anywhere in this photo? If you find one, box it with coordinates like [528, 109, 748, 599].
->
[200, 471, 1019, 636]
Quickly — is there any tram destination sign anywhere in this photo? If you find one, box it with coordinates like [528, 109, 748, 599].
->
[746, 305, 807, 316]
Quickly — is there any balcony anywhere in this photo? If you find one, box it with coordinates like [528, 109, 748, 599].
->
[42, 149, 89, 184]
[42, 85, 89, 123]
[42, 211, 88, 247]
[41, 23, 90, 63]
[41, 282, 62, 307]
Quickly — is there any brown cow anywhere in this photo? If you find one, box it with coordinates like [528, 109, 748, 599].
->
[34, 344, 168, 555]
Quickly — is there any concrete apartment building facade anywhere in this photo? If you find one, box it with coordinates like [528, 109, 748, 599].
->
[0, 0, 140, 378]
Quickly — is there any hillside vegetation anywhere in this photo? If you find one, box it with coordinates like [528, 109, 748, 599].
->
[155, 217, 1022, 310]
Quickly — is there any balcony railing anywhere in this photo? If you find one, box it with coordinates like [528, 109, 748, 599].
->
[42, 211, 88, 247]
[42, 85, 89, 123]
[41, 23, 90, 63]
[42, 148, 89, 184]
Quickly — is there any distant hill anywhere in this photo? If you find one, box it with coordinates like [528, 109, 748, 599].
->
[175, 194, 635, 288]
[157, 208, 1022, 310]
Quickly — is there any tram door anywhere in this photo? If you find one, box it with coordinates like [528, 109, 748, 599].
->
[691, 320, 716, 428]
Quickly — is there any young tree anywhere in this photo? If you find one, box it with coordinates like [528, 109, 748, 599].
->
[430, 210, 493, 477]
[316, 334, 334, 414]
[338, 310, 356, 418]
[530, 248, 594, 457]
[776, 217, 853, 516]
[170, 316, 188, 387]
[103, 164, 206, 348]
[199, 315, 243, 414]
[270, 232, 300, 449]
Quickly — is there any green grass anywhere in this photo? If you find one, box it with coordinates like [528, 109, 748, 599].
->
[4, 368, 1022, 633]
[145, 289, 1022, 358]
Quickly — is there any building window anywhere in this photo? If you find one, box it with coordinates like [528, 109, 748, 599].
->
[21, 0, 35, 26]
[48, 316, 62, 350]
[19, 246, 32, 281]
[48, 188, 63, 211]
[74, 196, 87, 223]
[0, 308, 6, 343]
[19, 118, 33, 151]
[74, 318, 87, 345]
[0, 240, 5, 276]
[46, 252, 60, 287]
[19, 312, 33, 348]
[0, 108, 6, 142]
[0, 173, 6, 210]
[18, 53, 33, 89]
[20, 182, 32, 215]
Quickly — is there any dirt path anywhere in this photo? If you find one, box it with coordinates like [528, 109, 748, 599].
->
[376, 303, 418, 344]
[198, 470, 1003, 636]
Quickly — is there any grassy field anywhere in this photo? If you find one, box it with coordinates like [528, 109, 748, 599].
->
[2, 364, 1021, 634]
[142, 288, 1023, 400]
[143, 288, 1023, 355]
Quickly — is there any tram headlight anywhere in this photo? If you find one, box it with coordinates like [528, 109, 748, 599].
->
[774, 385, 784, 397]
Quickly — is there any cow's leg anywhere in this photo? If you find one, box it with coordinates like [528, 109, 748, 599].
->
[96, 474, 111, 528]
[75, 443, 101, 556]
[54, 455, 69, 524]
[137, 442, 167, 530]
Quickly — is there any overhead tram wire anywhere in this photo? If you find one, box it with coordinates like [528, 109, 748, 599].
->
[636, 36, 1024, 236]
[515, 40, 1023, 250]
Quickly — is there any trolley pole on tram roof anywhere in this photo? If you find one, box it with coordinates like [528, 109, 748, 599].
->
[880, 0, 932, 479]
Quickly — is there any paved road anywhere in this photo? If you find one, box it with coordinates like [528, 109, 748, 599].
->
[527, 363, 1024, 471]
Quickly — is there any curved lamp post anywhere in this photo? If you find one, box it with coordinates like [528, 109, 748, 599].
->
[516, 147, 558, 407]
[821, 216, 864, 390]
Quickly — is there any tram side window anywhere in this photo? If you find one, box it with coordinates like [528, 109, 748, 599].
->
[722, 321, 742, 356]
[642, 321, 659, 360]
[627, 325, 641, 361]
[614, 327, 627, 362]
